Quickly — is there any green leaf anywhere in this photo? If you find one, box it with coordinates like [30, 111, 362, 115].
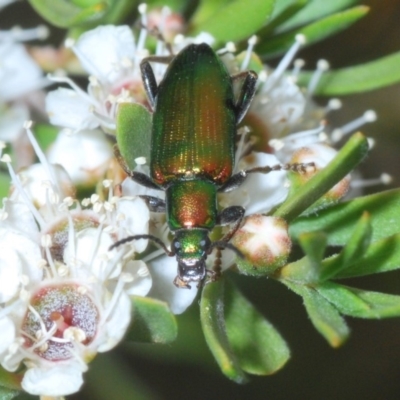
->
[191, 0, 275, 43]
[276, 0, 361, 32]
[283, 281, 349, 347]
[272, 132, 369, 222]
[316, 282, 400, 318]
[290, 189, 400, 246]
[298, 51, 400, 95]
[0, 173, 10, 202]
[224, 279, 290, 375]
[320, 212, 372, 280]
[116, 103, 152, 171]
[126, 296, 177, 344]
[27, 0, 107, 28]
[200, 279, 247, 383]
[298, 231, 327, 270]
[279, 232, 327, 283]
[334, 234, 400, 279]
[256, 0, 308, 38]
[0, 387, 19, 400]
[33, 123, 59, 152]
[0, 367, 21, 392]
[257, 6, 369, 58]
[85, 352, 157, 400]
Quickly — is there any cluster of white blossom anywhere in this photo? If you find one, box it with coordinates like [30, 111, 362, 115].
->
[0, 2, 384, 397]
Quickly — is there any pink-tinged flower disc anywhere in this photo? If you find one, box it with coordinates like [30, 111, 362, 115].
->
[232, 215, 291, 276]
[22, 283, 99, 361]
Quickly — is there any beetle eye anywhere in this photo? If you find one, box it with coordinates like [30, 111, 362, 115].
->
[174, 241, 181, 249]
[200, 240, 206, 247]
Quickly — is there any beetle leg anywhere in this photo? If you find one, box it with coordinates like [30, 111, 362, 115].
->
[140, 55, 176, 109]
[217, 205, 244, 226]
[217, 206, 245, 246]
[217, 171, 247, 192]
[218, 162, 315, 192]
[114, 145, 162, 190]
[231, 70, 258, 124]
[139, 195, 166, 212]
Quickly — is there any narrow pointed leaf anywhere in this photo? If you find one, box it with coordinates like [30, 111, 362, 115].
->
[276, 0, 361, 32]
[290, 189, 400, 246]
[257, 6, 369, 58]
[224, 280, 290, 375]
[28, 0, 107, 28]
[191, 0, 275, 43]
[298, 51, 400, 95]
[320, 212, 371, 280]
[316, 282, 400, 318]
[116, 103, 152, 171]
[126, 296, 178, 344]
[283, 281, 349, 347]
[200, 279, 247, 383]
[256, 0, 308, 39]
[334, 234, 400, 278]
[279, 232, 327, 283]
[298, 231, 327, 270]
[272, 132, 369, 222]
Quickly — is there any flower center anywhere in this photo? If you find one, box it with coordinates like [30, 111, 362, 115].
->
[22, 284, 99, 361]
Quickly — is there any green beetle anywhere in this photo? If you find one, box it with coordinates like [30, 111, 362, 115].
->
[113, 43, 308, 288]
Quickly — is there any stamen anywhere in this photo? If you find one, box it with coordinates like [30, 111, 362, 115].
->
[291, 58, 305, 79]
[92, 109, 116, 129]
[0, 25, 49, 42]
[4, 161, 46, 228]
[307, 59, 329, 97]
[269, 34, 306, 83]
[331, 110, 377, 142]
[44, 239, 58, 278]
[27, 305, 47, 334]
[351, 173, 392, 189]
[269, 124, 326, 151]
[325, 98, 342, 114]
[47, 73, 100, 107]
[240, 35, 258, 71]
[0, 300, 21, 319]
[101, 273, 131, 323]
[142, 247, 165, 262]
[24, 121, 62, 195]
[136, 4, 149, 64]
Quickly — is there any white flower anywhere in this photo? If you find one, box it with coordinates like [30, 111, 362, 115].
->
[0, 25, 48, 144]
[47, 129, 113, 187]
[0, 128, 152, 396]
[45, 6, 216, 136]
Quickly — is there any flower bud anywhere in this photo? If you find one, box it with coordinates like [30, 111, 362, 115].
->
[288, 143, 350, 212]
[232, 215, 291, 276]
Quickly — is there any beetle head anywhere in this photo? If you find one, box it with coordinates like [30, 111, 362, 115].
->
[172, 229, 211, 289]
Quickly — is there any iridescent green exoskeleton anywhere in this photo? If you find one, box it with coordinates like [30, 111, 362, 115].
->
[113, 43, 307, 288]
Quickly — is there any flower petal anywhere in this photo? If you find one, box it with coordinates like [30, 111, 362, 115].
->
[74, 25, 136, 84]
[47, 129, 112, 186]
[46, 88, 98, 131]
[21, 362, 84, 396]
[148, 255, 198, 314]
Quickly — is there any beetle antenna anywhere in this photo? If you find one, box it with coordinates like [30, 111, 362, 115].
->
[109, 234, 174, 256]
[138, 22, 174, 55]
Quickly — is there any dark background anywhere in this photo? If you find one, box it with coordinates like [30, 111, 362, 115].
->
[4, 0, 400, 399]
